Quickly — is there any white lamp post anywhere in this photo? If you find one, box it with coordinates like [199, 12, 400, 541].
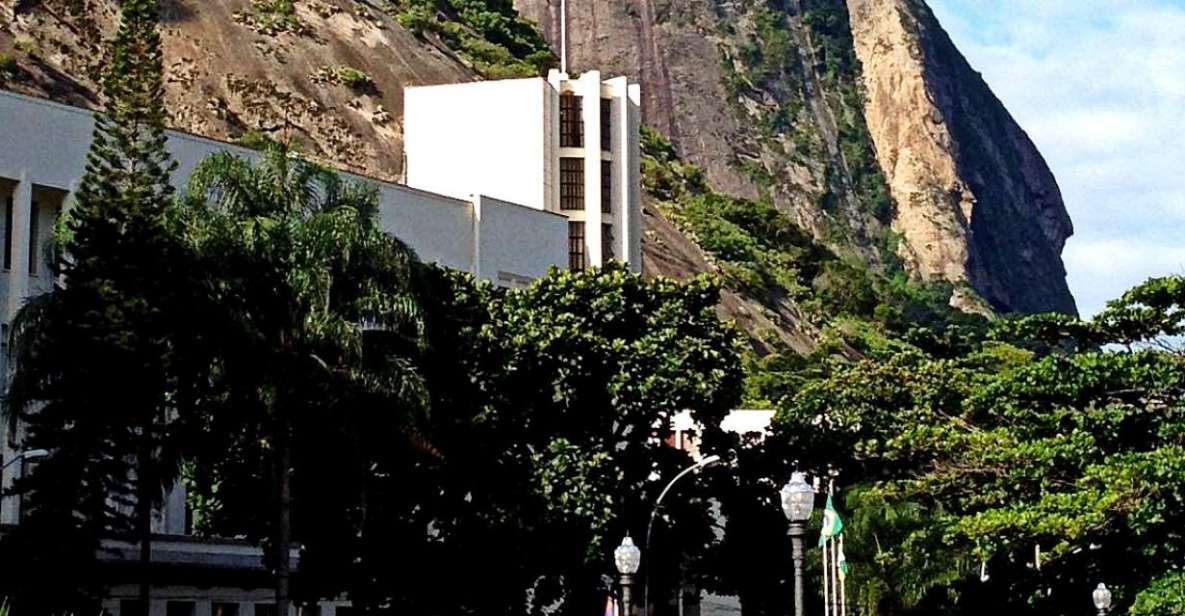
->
[781, 472, 816, 616]
[1092, 583, 1112, 615]
[642, 454, 722, 616]
[2, 448, 49, 471]
[615, 536, 642, 615]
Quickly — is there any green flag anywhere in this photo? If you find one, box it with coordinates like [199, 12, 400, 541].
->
[818, 494, 844, 547]
[837, 540, 849, 580]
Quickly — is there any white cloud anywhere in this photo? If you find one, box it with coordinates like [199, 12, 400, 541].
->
[1064, 237, 1185, 316]
[928, 0, 1185, 316]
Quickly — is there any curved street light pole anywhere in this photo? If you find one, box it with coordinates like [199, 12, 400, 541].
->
[643, 454, 721, 616]
[2, 448, 49, 471]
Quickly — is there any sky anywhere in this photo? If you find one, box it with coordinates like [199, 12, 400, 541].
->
[925, 0, 1185, 317]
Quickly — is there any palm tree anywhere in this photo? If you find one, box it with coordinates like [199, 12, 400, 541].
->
[176, 146, 427, 614]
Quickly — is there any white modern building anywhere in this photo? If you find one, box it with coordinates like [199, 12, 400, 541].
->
[0, 68, 642, 616]
[404, 69, 643, 273]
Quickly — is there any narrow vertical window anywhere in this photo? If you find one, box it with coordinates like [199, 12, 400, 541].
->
[1, 323, 8, 386]
[560, 158, 585, 211]
[601, 161, 612, 214]
[602, 224, 615, 261]
[3, 196, 12, 270]
[600, 99, 612, 152]
[568, 221, 586, 271]
[560, 93, 584, 147]
[27, 202, 39, 275]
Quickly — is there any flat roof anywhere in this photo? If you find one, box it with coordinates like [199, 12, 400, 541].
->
[0, 88, 473, 208]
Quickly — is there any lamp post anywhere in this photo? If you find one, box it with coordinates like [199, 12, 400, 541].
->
[1, 449, 49, 522]
[780, 472, 815, 616]
[2, 448, 49, 471]
[616, 536, 642, 615]
[643, 454, 722, 616]
[1092, 583, 1112, 616]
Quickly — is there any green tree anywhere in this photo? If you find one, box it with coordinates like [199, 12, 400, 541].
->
[763, 276, 1185, 615]
[351, 264, 744, 615]
[0, 0, 185, 612]
[175, 147, 427, 615]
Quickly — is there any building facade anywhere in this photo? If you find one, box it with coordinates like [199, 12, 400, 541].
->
[404, 70, 643, 273]
[0, 71, 643, 616]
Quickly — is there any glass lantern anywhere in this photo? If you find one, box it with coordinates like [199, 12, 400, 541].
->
[1093, 583, 1112, 612]
[615, 536, 642, 575]
[780, 472, 816, 522]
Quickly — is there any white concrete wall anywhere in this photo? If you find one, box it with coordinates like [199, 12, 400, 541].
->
[404, 79, 549, 210]
[477, 195, 567, 284]
[376, 183, 475, 273]
[417, 72, 644, 273]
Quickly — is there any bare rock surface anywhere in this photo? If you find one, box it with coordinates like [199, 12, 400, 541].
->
[847, 0, 1076, 314]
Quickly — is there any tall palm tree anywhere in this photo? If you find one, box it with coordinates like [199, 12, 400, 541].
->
[176, 146, 427, 614]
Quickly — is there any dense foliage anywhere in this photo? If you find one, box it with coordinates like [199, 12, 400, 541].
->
[0, 1, 186, 612]
[173, 147, 428, 615]
[760, 276, 1185, 615]
[353, 263, 744, 615]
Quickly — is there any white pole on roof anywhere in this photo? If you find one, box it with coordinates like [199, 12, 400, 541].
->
[560, 0, 568, 74]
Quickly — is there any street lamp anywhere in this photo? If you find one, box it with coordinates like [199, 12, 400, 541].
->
[1092, 583, 1112, 616]
[781, 472, 816, 616]
[615, 536, 642, 615]
[2, 448, 49, 471]
[643, 454, 722, 616]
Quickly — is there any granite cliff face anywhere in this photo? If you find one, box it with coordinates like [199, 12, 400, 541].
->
[514, 0, 1077, 315]
[0, 0, 474, 182]
[847, 0, 1076, 314]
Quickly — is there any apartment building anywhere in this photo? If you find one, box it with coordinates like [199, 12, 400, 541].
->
[404, 69, 643, 273]
[0, 71, 643, 616]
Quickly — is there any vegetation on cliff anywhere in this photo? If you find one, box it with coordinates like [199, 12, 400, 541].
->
[717, 0, 896, 262]
[391, 0, 555, 77]
[642, 126, 987, 381]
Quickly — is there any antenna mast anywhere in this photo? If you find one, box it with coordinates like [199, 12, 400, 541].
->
[560, 0, 568, 73]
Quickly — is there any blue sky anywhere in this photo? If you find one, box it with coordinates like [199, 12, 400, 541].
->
[926, 0, 1185, 316]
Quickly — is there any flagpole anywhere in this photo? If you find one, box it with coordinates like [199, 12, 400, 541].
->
[839, 535, 847, 616]
[821, 535, 830, 616]
[827, 482, 835, 616]
[831, 536, 838, 616]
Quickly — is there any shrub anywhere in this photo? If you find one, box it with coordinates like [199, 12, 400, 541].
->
[336, 67, 374, 91]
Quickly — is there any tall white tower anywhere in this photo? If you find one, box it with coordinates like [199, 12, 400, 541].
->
[403, 70, 644, 273]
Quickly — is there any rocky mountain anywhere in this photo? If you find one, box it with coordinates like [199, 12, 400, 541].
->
[0, 0, 1076, 356]
[515, 0, 1077, 316]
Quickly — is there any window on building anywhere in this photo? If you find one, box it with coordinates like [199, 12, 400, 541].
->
[119, 600, 146, 616]
[601, 161, 612, 214]
[4, 196, 12, 270]
[167, 602, 195, 616]
[600, 99, 612, 152]
[212, 603, 240, 616]
[28, 201, 39, 276]
[560, 93, 583, 148]
[255, 604, 278, 616]
[602, 224, 615, 261]
[1, 323, 8, 387]
[560, 158, 585, 211]
[568, 222, 586, 271]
